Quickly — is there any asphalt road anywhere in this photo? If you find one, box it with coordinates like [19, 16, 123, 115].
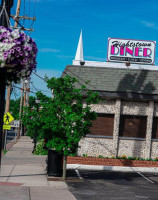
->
[66, 170, 158, 200]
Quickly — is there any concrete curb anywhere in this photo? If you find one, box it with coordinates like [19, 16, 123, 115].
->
[67, 164, 158, 173]
[6, 138, 16, 150]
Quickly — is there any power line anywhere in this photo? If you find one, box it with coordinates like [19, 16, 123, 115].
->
[21, 0, 26, 26]
[28, 0, 36, 34]
[32, 71, 46, 81]
[13, 85, 36, 94]
[30, 82, 51, 94]
[13, 83, 51, 96]
[29, 0, 30, 28]
[30, 82, 38, 91]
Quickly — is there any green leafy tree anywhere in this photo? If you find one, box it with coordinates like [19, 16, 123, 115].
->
[40, 75, 99, 180]
[10, 96, 36, 120]
[22, 75, 99, 180]
[22, 100, 44, 140]
[10, 99, 20, 119]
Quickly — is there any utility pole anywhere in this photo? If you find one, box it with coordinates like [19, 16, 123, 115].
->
[26, 78, 30, 107]
[14, 0, 21, 28]
[23, 79, 26, 107]
[17, 79, 24, 139]
[11, 1, 36, 32]
[22, 78, 27, 136]
[0, 0, 13, 171]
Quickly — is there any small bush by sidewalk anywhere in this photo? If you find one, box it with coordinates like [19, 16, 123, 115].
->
[33, 139, 48, 155]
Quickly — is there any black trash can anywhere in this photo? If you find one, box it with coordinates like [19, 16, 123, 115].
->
[47, 149, 63, 177]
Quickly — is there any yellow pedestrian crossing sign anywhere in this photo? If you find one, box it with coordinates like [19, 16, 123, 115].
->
[4, 112, 14, 125]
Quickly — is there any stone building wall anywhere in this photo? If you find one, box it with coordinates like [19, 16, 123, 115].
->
[118, 139, 146, 158]
[121, 101, 148, 116]
[78, 100, 158, 159]
[151, 141, 158, 158]
[90, 100, 115, 114]
[78, 137, 114, 157]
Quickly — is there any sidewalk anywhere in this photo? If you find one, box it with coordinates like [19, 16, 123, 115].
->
[0, 136, 76, 200]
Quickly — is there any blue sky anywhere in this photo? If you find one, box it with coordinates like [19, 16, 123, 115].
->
[10, 0, 158, 97]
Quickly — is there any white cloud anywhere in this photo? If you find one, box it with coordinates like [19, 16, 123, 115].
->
[39, 48, 60, 53]
[140, 20, 158, 30]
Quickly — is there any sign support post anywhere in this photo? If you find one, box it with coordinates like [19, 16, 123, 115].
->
[14, 128, 17, 143]
[4, 130, 7, 151]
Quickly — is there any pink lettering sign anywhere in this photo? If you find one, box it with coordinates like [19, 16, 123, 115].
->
[107, 38, 156, 65]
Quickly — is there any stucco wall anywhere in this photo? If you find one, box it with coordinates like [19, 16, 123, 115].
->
[121, 101, 148, 116]
[91, 100, 149, 116]
[78, 138, 147, 158]
[118, 139, 146, 158]
[151, 141, 158, 159]
[78, 100, 158, 159]
[78, 138, 114, 157]
[90, 100, 115, 114]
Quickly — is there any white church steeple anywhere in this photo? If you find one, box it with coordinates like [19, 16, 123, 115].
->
[73, 30, 85, 65]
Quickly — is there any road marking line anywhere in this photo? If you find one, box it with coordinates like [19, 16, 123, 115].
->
[135, 196, 149, 199]
[75, 169, 83, 180]
[137, 172, 154, 184]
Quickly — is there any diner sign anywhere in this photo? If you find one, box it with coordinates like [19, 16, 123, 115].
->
[107, 38, 156, 65]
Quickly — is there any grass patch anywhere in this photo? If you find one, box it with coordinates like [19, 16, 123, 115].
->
[3, 150, 8, 155]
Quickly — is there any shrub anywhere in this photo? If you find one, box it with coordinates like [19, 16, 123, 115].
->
[127, 157, 134, 160]
[98, 155, 104, 158]
[111, 156, 115, 159]
[3, 150, 7, 155]
[34, 139, 48, 155]
[121, 155, 127, 159]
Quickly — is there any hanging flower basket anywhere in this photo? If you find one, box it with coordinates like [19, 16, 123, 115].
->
[0, 26, 38, 83]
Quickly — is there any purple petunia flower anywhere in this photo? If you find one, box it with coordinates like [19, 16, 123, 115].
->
[16, 47, 21, 51]
[10, 49, 15, 54]
[0, 26, 37, 82]
[19, 51, 23, 56]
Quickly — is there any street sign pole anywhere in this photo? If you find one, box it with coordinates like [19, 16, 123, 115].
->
[14, 128, 17, 143]
[4, 130, 7, 151]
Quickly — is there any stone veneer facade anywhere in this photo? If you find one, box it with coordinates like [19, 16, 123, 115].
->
[78, 100, 158, 159]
